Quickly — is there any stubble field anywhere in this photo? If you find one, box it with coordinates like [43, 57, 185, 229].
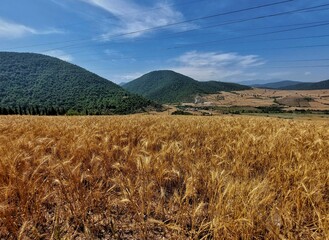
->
[0, 115, 328, 239]
[204, 89, 329, 110]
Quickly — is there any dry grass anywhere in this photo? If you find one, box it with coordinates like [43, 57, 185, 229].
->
[0, 115, 328, 239]
[203, 89, 329, 110]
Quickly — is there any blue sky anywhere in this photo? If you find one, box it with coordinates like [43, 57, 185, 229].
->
[1, 0, 329, 84]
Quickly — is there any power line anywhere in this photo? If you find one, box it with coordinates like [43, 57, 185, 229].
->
[107, 0, 294, 39]
[26, 44, 329, 73]
[39, 2, 329, 53]
[30, 42, 329, 69]
[167, 22, 329, 49]
[53, 0, 207, 30]
[3, 51, 329, 76]
[4, 0, 329, 76]
[32, 27, 329, 64]
[49, 33, 329, 60]
[27, 18, 329, 63]
[160, 4, 329, 38]
[7, 17, 329, 54]
[36, 19, 329, 58]
[265, 43, 329, 50]
[2, 0, 294, 51]
[238, 33, 329, 43]
[170, 33, 329, 47]
[163, 18, 329, 38]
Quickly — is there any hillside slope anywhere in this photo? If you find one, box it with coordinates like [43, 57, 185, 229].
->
[0, 52, 155, 114]
[123, 70, 250, 103]
[281, 79, 329, 90]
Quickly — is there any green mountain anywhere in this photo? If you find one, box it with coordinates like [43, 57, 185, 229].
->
[123, 70, 250, 103]
[281, 79, 329, 90]
[0, 52, 156, 114]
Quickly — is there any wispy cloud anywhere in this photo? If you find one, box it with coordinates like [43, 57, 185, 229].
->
[104, 49, 132, 60]
[81, 0, 191, 40]
[37, 29, 65, 35]
[0, 18, 64, 39]
[266, 71, 291, 78]
[0, 18, 36, 38]
[171, 51, 265, 81]
[43, 50, 74, 62]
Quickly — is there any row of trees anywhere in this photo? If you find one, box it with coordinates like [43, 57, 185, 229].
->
[0, 104, 149, 116]
[0, 106, 67, 115]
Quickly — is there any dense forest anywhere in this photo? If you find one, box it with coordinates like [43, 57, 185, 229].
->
[0, 52, 158, 115]
[123, 70, 250, 103]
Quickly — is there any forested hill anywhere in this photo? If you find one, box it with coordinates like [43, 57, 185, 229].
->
[252, 80, 302, 89]
[281, 79, 329, 90]
[123, 70, 250, 103]
[0, 52, 156, 115]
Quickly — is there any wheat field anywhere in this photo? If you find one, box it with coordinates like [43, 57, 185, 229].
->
[0, 115, 328, 239]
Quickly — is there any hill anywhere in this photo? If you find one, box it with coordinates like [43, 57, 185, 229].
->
[123, 70, 250, 103]
[252, 80, 302, 89]
[281, 79, 329, 90]
[0, 52, 156, 114]
[237, 79, 283, 86]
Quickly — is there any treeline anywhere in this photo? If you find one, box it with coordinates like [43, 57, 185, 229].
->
[0, 106, 108, 116]
[0, 101, 160, 115]
[0, 106, 67, 115]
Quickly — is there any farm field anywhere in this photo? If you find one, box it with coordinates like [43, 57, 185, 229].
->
[200, 89, 329, 110]
[0, 115, 328, 239]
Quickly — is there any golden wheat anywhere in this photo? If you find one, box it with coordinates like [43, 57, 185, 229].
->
[0, 115, 328, 239]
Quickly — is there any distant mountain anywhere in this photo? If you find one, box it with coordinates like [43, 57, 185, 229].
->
[122, 70, 250, 103]
[0, 52, 156, 114]
[252, 80, 303, 89]
[118, 82, 128, 86]
[281, 79, 329, 90]
[237, 79, 283, 86]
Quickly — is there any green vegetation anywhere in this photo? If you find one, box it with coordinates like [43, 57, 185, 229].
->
[282, 79, 329, 90]
[177, 105, 276, 114]
[0, 52, 158, 115]
[256, 105, 284, 113]
[171, 110, 193, 115]
[123, 70, 250, 103]
[176, 105, 329, 116]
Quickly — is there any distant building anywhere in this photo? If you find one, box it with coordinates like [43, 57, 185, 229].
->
[195, 96, 205, 104]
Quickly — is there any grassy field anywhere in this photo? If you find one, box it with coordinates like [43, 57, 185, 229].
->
[204, 89, 329, 110]
[0, 115, 328, 239]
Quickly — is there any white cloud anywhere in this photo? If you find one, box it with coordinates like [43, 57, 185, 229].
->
[37, 29, 65, 35]
[266, 71, 291, 77]
[0, 18, 63, 39]
[81, 0, 190, 40]
[171, 51, 265, 81]
[0, 18, 36, 38]
[304, 71, 312, 76]
[43, 50, 74, 62]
